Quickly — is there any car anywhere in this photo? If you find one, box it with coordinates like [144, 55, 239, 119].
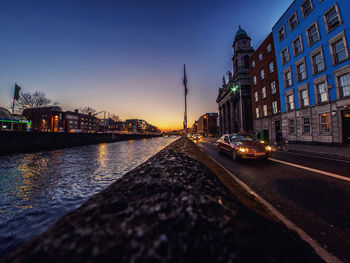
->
[216, 133, 272, 161]
[192, 134, 202, 140]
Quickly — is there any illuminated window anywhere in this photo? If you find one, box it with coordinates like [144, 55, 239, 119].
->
[254, 91, 259, 102]
[317, 82, 328, 103]
[255, 107, 260, 119]
[287, 94, 294, 111]
[263, 105, 268, 117]
[262, 86, 266, 99]
[272, 101, 278, 114]
[270, 81, 276, 94]
[300, 89, 309, 107]
[320, 113, 330, 133]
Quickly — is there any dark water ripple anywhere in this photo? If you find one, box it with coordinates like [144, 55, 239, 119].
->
[0, 137, 177, 257]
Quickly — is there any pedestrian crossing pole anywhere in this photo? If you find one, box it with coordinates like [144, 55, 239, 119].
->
[183, 64, 188, 135]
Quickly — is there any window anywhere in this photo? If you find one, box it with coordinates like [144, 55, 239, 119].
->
[254, 91, 259, 102]
[262, 87, 266, 99]
[303, 117, 311, 133]
[301, 0, 313, 17]
[311, 50, 325, 75]
[255, 107, 260, 119]
[244, 55, 249, 69]
[289, 119, 295, 133]
[270, 81, 276, 94]
[324, 5, 341, 33]
[284, 68, 293, 88]
[329, 31, 349, 65]
[260, 69, 265, 80]
[287, 94, 294, 111]
[267, 44, 272, 53]
[339, 73, 350, 97]
[296, 62, 307, 82]
[252, 60, 255, 68]
[272, 101, 278, 114]
[300, 89, 310, 107]
[258, 53, 263, 61]
[306, 23, 319, 46]
[269, 62, 274, 73]
[320, 113, 330, 133]
[333, 39, 347, 64]
[281, 47, 289, 65]
[289, 13, 298, 31]
[253, 75, 257, 85]
[263, 105, 268, 117]
[278, 26, 286, 41]
[317, 82, 328, 102]
[293, 36, 303, 57]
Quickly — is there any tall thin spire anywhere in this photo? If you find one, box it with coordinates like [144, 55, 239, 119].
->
[183, 64, 188, 133]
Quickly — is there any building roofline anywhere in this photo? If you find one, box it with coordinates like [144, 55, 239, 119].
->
[272, 0, 296, 30]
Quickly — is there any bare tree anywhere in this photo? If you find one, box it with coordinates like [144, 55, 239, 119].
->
[13, 91, 52, 114]
[79, 106, 96, 115]
[110, 113, 121, 122]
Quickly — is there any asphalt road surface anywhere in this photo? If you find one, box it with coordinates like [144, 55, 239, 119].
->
[195, 137, 350, 263]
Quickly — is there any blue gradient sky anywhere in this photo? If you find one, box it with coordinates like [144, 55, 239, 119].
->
[0, 0, 291, 130]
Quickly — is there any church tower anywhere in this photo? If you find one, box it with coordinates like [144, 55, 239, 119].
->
[216, 26, 254, 135]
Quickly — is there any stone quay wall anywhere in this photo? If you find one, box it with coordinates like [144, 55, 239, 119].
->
[3, 137, 323, 263]
[0, 131, 161, 155]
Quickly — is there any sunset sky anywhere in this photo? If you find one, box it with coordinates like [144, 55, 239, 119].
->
[0, 0, 292, 131]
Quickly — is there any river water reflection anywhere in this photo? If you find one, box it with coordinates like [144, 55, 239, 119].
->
[0, 136, 177, 256]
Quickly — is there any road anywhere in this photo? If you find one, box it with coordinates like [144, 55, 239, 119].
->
[196, 137, 350, 263]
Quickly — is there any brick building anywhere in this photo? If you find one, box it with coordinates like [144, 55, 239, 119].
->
[249, 33, 281, 143]
[196, 113, 218, 137]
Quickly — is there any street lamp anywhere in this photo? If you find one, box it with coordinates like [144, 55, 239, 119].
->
[230, 84, 243, 132]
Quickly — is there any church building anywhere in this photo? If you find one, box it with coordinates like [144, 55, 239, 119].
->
[216, 26, 255, 135]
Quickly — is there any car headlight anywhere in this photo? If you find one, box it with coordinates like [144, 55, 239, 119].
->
[238, 147, 249, 153]
[260, 140, 265, 144]
[265, 146, 272, 151]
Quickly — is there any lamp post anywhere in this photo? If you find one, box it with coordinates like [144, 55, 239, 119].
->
[230, 84, 243, 132]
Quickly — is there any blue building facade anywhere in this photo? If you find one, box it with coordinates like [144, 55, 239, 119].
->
[272, 0, 350, 144]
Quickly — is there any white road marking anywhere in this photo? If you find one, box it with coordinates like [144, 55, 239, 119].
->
[205, 154, 342, 263]
[269, 158, 350, 183]
[280, 151, 350, 164]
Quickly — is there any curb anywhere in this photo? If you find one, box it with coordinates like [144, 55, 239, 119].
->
[202, 150, 342, 263]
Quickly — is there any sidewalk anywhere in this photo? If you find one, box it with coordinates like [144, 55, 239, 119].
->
[288, 143, 350, 161]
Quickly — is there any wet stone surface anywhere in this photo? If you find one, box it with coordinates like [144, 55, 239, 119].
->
[4, 138, 323, 263]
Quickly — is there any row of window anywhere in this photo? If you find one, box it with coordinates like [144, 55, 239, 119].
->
[285, 72, 350, 111]
[254, 81, 277, 102]
[287, 113, 330, 135]
[282, 32, 349, 91]
[255, 101, 278, 119]
[281, 29, 348, 70]
[278, 3, 341, 42]
[251, 43, 272, 68]
[252, 61, 275, 85]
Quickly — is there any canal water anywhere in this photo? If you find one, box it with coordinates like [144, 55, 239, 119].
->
[0, 136, 178, 257]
